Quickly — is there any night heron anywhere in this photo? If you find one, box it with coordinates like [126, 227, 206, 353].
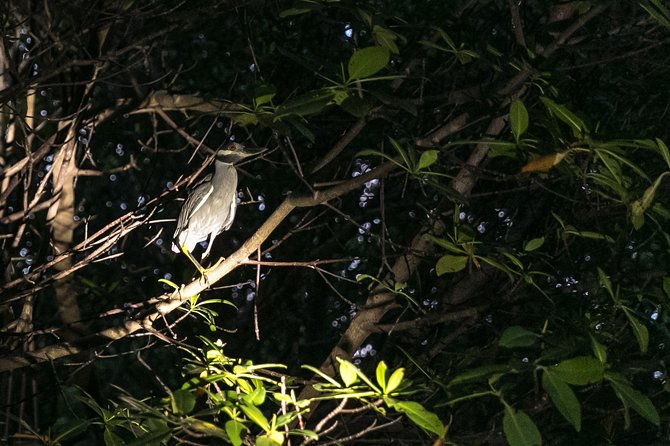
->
[172, 142, 264, 270]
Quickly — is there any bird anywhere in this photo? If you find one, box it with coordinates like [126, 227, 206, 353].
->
[172, 142, 264, 269]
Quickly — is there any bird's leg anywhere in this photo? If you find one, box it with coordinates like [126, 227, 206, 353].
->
[209, 256, 225, 269]
[179, 243, 208, 277]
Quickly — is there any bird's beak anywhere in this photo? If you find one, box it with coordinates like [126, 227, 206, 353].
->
[239, 146, 267, 158]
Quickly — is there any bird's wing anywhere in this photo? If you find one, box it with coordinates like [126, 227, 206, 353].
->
[188, 183, 214, 217]
[222, 199, 237, 231]
[175, 176, 214, 231]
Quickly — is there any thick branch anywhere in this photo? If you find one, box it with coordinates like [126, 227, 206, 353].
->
[0, 161, 398, 372]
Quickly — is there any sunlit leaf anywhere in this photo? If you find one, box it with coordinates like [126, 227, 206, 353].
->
[376, 360, 388, 391]
[503, 406, 542, 446]
[417, 150, 439, 170]
[389, 400, 446, 438]
[385, 367, 405, 394]
[542, 370, 581, 431]
[348, 46, 390, 80]
[510, 99, 529, 141]
[172, 389, 195, 415]
[521, 152, 568, 173]
[436, 255, 468, 275]
[550, 356, 604, 385]
[158, 278, 179, 289]
[241, 404, 271, 432]
[184, 419, 229, 439]
[339, 359, 359, 387]
[225, 420, 247, 446]
[256, 432, 284, 446]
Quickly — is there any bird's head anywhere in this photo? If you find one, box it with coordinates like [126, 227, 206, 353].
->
[215, 142, 266, 164]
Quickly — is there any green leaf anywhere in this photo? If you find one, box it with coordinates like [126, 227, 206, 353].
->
[436, 255, 468, 275]
[641, 0, 670, 29]
[510, 99, 529, 141]
[253, 83, 277, 107]
[104, 429, 124, 446]
[426, 235, 466, 254]
[225, 420, 247, 446]
[256, 433, 284, 446]
[247, 386, 266, 406]
[417, 150, 439, 170]
[373, 25, 400, 54]
[278, 8, 312, 18]
[123, 428, 172, 446]
[286, 118, 315, 143]
[448, 364, 510, 386]
[232, 112, 259, 127]
[157, 278, 179, 289]
[597, 268, 614, 298]
[630, 172, 670, 230]
[275, 89, 334, 118]
[376, 361, 388, 391]
[540, 97, 587, 137]
[53, 420, 90, 443]
[348, 46, 390, 80]
[656, 138, 670, 168]
[609, 378, 660, 426]
[172, 389, 196, 415]
[503, 406, 542, 446]
[385, 367, 405, 394]
[339, 359, 359, 387]
[390, 400, 445, 438]
[550, 356, 604, 385]
[184, 419, 229, 440]
[563, 229, 614, 243]
[499, 326, 538, 348]
[340, 95, 373, 117]
[624, 310, 649, 353]
[388, 137, 413, 169]
[241, 404, 271, 432]
[542, 370, 581, 431]
[589, 335, 607, 364]
[523, 237, 545, 252]
[663, 276, 670, 299]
